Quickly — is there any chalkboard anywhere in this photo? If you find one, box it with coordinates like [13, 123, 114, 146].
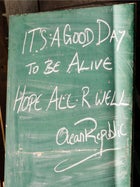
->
[5, 3, 134, 187]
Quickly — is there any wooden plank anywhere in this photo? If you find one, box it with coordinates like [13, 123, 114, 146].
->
[0, 107, 5, 151]
[0, 4, 7, 82]
[38, 0, 111, 11]
[4, 0, 39, 17]
[38, 0, 135, 11]
[0, 1, 8, 134]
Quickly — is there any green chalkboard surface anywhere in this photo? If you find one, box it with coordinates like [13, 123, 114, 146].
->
[5, 3, 134, 187]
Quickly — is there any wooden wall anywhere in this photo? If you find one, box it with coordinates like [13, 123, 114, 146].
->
[0, 0, 139, 186]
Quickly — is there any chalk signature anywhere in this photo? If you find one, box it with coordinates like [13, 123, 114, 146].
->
[54, 117, 127, 173]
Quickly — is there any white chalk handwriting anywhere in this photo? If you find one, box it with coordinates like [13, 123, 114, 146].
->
[13, 85, 129, 113]
[22, 19, 126, 55]
[54, 117, 127, 172]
